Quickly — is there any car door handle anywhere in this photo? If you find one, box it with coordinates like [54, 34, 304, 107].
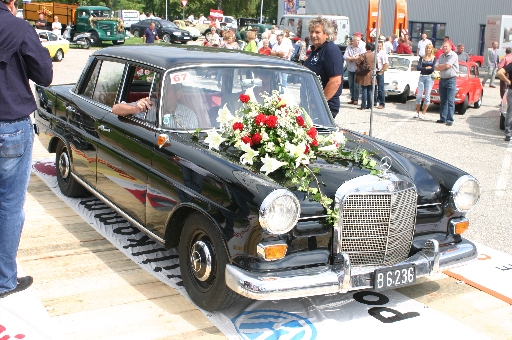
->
[98, 125, 111, 132]
[66, 105, 77, 113]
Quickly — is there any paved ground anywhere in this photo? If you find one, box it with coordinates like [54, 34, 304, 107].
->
[9, 45, 512, 339]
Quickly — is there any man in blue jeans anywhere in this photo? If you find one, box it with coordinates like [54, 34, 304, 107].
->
[374, 41, 388, 109]
[435, 42, 459, 126]
[0, 0, 53, 299]
[344, 36, 365, 105]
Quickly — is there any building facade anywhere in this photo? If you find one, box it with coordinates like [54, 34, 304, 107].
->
[278, 0, 511, 55]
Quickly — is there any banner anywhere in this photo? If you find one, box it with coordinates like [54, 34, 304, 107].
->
[209, 9, 223, 19]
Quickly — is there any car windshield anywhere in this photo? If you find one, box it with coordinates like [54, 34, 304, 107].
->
[157, 67, 333, 130]
[160, 20, 178, 28]
[388, 57, 411, 70]
[90, 10, 111, 18]
[458, 65, 468, 77]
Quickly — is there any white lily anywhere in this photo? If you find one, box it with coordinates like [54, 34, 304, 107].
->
[331, 131, 346, 146]
[204, 130, 226, 150]
[240, 142, 258, 165]
[260, 154, 288, 175]
[216, 104, 234, 127]
[304, 112, 313, 127]
[318, 144, 338, 152]
[245, 87, 257, 103]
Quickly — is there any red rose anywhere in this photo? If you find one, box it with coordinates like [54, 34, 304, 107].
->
[280, 104, 287, 109]
[311, 139, 319, 147]
[251, 132, 262, 145]
[241, 136, 252, 145]
[233, 122, 244, 131]
[265, 115, 278, 128]
[307, 127, 318, 139]
[296, 116, 305, 127]
[254, 113, 267, 126]
[239, 94, 250, 103]
[304, 145, 310, 154]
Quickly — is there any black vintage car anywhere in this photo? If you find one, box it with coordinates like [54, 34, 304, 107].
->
[130, 18, 191, 43]
[34, 45, 480, 311]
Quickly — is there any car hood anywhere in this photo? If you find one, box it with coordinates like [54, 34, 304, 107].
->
[173, 129, 446, 216]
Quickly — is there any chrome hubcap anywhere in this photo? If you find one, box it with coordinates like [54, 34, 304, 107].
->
[59, 152, 70, 179]
[190, 240, 212, 282]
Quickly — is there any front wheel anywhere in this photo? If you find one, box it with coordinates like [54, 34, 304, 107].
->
[400, 85, 410, 104]
[179, 212, 242, 311]
[132, 29, 140, 37]
[457, 95, 469, 115]
[76, 37, 90, 49]
[90, 31, 101, 47]
[53, 49, 63, 62]
[56, 141, 90, 197]
[162, 33, 171, 43]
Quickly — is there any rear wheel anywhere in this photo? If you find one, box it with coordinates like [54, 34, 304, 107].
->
[162, 33, 171, 43]
[476, 61, 482, 67]
[90, 31, 101, 47]
[179, 212, 241, 311]
[192, 37, 198, 41]
[53, 49, 64, 62]
[400, 85, 410, 104]
[56, 141, 90, 197]
[456, 95, 469, 115]
[132, 29, 140, 37]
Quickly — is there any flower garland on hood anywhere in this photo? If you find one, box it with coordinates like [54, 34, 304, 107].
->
[204, 89, 379, 223]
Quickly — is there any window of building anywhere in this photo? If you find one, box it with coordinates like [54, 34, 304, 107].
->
[409, 21, 446, 52]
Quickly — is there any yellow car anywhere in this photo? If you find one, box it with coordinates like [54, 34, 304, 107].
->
[36, 30, 70, 62]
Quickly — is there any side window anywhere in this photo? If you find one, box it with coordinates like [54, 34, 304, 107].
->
[470, 66, 477, 78]
[122, 65, 161, 124]
[82, 61, 102, 99]
[411, 60, 418, 70]
[48, 32, 58, 41]
[90, 61, 125, 107]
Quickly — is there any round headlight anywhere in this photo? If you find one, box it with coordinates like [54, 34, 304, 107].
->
[392, 80, 398, 86]
[259, 189, 300, 234]
[452, 175, 480, 212]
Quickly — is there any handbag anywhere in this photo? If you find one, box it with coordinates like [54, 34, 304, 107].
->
[356, 54, 370, 76]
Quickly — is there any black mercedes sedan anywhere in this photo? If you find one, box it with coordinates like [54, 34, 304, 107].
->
[33, 45, 480, 311]
[130, 18, 191, 43]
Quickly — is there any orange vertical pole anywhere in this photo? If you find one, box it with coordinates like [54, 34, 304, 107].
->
[393, 0, 408, 37]
[367, 0, 380, 42]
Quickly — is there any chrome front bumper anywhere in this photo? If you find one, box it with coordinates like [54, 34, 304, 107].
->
[225, 238, 477, 300]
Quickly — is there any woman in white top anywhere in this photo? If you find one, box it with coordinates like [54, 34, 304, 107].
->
[52, 16, 62, 36]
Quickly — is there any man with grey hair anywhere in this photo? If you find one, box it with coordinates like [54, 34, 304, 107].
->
[303, 16, 344, 116]
[435, 42, 459, 126]
[344, 35, 365, 105]
[482, 41, 499, 88]
[456, 43, 470, 62]
[0, 0, 53, 298]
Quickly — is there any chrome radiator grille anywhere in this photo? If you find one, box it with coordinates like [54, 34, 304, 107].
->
[338, 186, 417, 266]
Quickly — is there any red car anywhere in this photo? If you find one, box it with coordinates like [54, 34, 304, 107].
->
[469, 54, 484, 67]
[428, 61, 483, 115]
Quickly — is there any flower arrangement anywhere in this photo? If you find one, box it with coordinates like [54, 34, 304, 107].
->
[204, 89, 379, 223]
[89, 16, 124, 33]
[37, 6, 52, 20]
[133, 67, 154, 83]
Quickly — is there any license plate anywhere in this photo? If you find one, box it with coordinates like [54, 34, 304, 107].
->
[431, 95, 440, 101]
[117, 40, 124, 43]
[184, 36, 190, 39]
[374, 264, 416, 290]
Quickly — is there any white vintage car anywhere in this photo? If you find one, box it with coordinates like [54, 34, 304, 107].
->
[384, 54, 420, 103]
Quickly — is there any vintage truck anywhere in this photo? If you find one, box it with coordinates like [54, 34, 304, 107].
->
[24, 3, 125, 46]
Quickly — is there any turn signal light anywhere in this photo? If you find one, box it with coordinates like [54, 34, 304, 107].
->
[454, 220, 469, 234]
[257, 243, 287, 261]
[157, 134, 170, 148]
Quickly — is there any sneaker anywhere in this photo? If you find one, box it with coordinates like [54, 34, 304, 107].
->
[436, 120, 446, 123]
[505, 136, 511, 142]
[0, 276, 33, 299]
[446, 122, 453, 126]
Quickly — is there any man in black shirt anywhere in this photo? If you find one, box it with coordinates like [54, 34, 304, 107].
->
[34, 13, 48, 30]
[0, 0, 53, 299]
[497, 63, 512, 141]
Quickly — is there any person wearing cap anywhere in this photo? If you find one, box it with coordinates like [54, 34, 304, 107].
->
[354, 32, 366, 50]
